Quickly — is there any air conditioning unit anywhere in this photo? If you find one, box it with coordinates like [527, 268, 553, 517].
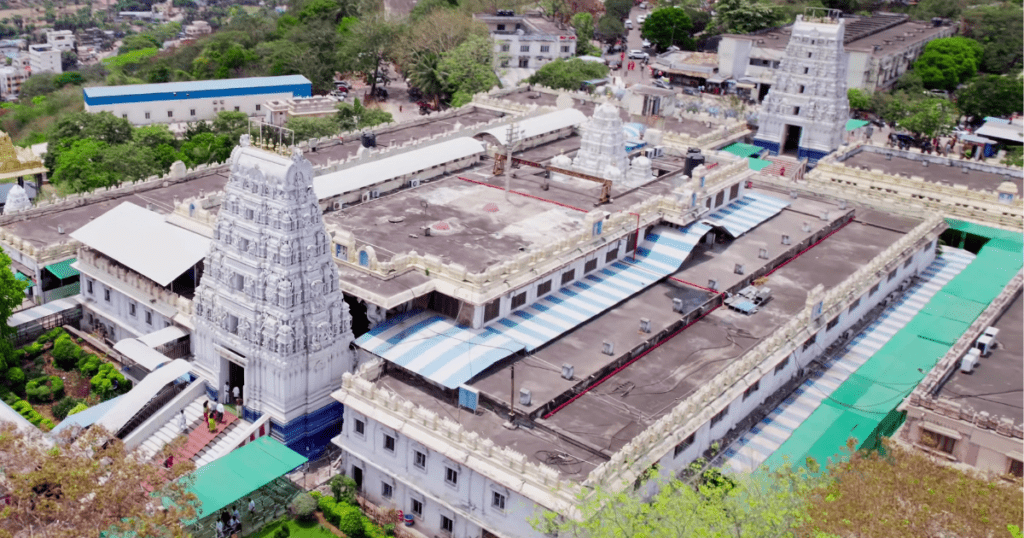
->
[789, 190, 798, 199]
[639, 318, 651, 333]
[561, 363, 574, 380]
[602, 341, 614, 355]
[802, 222, 811, 233]
[839, 200, 847, 210]
[960, 348, 980, 373]
[422, 226, 432, 237]
[332, 201, 341, 210]
[672, 298, 683, 312]
[708, 279, 718, 291]
[361, 192, 371, 203]
[758, 248, 768, 259]
[519, 388, 532, 406]
[781, 234, 791, 245]
[410, 179, 421, 188]
[734, 264, 745, 275]
[370, 190, 380, 199]
[842, 330, 852, 341]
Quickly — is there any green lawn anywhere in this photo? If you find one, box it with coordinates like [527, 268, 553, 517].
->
[253, 518, 337, 538]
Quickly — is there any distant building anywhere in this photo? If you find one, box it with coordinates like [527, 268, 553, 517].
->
[0, 66, 27, 99]
[28, 44, 61, 75]
[118, 10, 166, 21]
[264, 95, 341, 127]
[184, 21, 212, 38]
[83, 75, 313, 126]
[475, 11, 577, 69]
[716, 13, 955, 100]
[45, 30, 75, 52]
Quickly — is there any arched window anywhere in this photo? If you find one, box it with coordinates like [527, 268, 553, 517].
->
[359, 251, 369, 267]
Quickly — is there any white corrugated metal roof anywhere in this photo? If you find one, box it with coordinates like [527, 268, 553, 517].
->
[313, 137, 485, 200]
[976, 122, 1024, 144]
[95, 359, 191, 434]
[136, 325, 187, 348]
[8, 296, 80, 327]
[479, 109, 587, 146]
[113, 338, 173, 372]
[70, 202, 210, 287]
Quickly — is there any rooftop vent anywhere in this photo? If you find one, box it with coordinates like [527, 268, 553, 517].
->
[734, 264, 745, 275]
[819, 211, 829, 221]
[561, 363, 574, 380]
[758, 248, 769, 259]
[639, 318, 651, 333]
[57, 225, 64, 234]
[802, 221, 811, 233]
[519, 388, 532, 406]
[708, 279, 718, 291]
[839, 200, 847, 210]
[672, 298, 684, 312]
[781, 234, 791, 245]
[602, 341, 615, 355]
[790, 190, 798, 199]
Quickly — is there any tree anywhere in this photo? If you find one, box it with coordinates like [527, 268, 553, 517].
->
[335, 98, 393, 132]
[962, 4, 1023, 74]
[534, 466, 822, 538]
[49, 139, 118, 193]
[60, 50, 77, 72]
[133, 124, 177, 149]
[210, 110, 249, 141]
[0, 248, 25, 378]
[527, 58, 609, 90]
[0, 422, 198, 538]
[19, 74, 57, 100]
[596, 15, 625, 43]
[912, 36, 983, 91]
[437, 34, 499, 104]
[801, 439, 1023, 538]
[604, 0, 632, 21]
[955, 75, 1024, 122]
[178, 132, 234, 167]
[286, 116, 339, 141]
[640, 8, 694, 51]
[571, 12, 599, 57]
[101, 143, 163, 183]
[711, 0, 783, 35]
[45, 111, 133, 172]
[896, 97, 956, 138]
[846, 88, 871, 111]
[336, 15, 401, 99]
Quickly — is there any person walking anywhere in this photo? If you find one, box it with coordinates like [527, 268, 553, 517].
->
[232, 385, 241, 407]
[217, 402, 225, 422]
[248, 497, 256, 516]
[179, 409, 188, 432]
[208, 413, 217, 432]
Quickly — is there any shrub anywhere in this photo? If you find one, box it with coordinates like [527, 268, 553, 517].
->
[274, 524, 291, 538]
[26, 375, 63, 403]
[20, 342, 45, 360]
[330, 475, 358, 505]
[52, 334, 82, 370]
[335, 504, 367, 538]
[77, 354, 101, 377]
[35, 327, 65, 345]
[288, 492, 317, 521]
[319, 495, 339, 526]
[383, 523, 395, 536]
[11, 398, 53, 430]
[309, 491, 321, 499]
[52, 396, 83, 420]
[7, 366, 25, 396]
[91, 363, 130, 400]
[67, 402, 88, 416]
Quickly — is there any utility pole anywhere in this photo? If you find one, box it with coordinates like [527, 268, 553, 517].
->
[504, 122, 523, 202]
[507, 363, 516, 427]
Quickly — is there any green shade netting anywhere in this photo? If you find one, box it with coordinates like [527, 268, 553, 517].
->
[722, 142, 764, 158]
[44, 258, 79, 279]
[845, 119, 870, 131]
[748, 157, 773, 171]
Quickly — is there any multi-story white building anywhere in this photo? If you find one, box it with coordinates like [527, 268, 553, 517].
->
[45, 30, 75, 52]
[0, 65, 27, 99]
[475, 12, 576, 69]
[28, 44, 61, 75]
[716, 13, 955, 100]
[264, 95, 341, 127]
[83, 75, 312, 126]
[184, 21, 212, 38]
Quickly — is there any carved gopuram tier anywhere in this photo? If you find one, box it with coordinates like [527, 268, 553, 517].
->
[191, 136, 354, 457]
[572, 102, 629, 181]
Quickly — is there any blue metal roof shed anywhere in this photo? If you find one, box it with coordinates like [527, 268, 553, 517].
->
[83, 75, 312, 106]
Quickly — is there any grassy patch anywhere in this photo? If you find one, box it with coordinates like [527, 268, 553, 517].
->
[253, 518, 339, 538]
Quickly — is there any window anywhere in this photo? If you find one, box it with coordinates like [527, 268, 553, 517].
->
[483, 299, 500, 322]
[826, 316, 840, 331]
[445, 466, 458, 487]
[743, 379, 760, 401]
[673, 433, 695, 457]
[711, 406, 729, 426]
[1009, 459, 1023, 478]
[190, 109, 196, 116]
[87, 280, 93, 294]
[145, 311, 152, 325]
[510, 292, 527, 310]
[145, 112, 151, 119]
[730, 183, 740, 200]
[904, 256, 913, 268]
[122, 114, 127, 119]
[798, 85, 805, 93]
[255, 104, 261, 111]
[584, 258, 598, 274]
[802, 333, 817, 351]
[411, 499, 423, 516]
[537, 280, 552, 297]
[774, 356, 790, 375]
[354, 419, 365, 436]
[384, 434, 395, 452]
[492, 491, 506, 511]
[496, 24, 505, 30]
[803, 67, 809, 74]
[921, 428, 956, 454]
[441, 515, 454, 533]
[806, 52, 812, 58]
[129, 302, 137, 317]
[234, 106, 240, 112]
[167, 110, 173, 118]
[793, 106, 801, 116]
[381, 482, 393, 499]
[561, 269, 575, 285]
[540, 45, 550, 53]
[606, 248, 618, 263]
[869, 283, 880, 297]
[500, 44, 510, 52]
[887, 269, 898, 282]
[849, 297, 861, 313]
[561, 45, 569, 53]
[104, 288, 110, 302]
[520, 45, 530, 52]
[414, 450, 426, 469]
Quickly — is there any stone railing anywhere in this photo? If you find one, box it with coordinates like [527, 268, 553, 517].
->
[583, 214, 945, 491]
[661, 120, 749, 151]
[903, 270, 1024, 440]
[338, 368, 583, 518]
[77, 248, 195, 319]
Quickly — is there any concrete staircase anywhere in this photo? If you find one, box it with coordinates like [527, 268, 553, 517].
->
[193, 420, 251, 467]
[138, 394, 208, 461]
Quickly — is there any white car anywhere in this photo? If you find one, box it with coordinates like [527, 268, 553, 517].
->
[642, 39, 651, 48]
[637, 14, 647, 24]
[625, 19, 633, 29]
[628, 49, 649, 60]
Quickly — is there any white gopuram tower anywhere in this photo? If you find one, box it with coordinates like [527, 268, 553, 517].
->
[572, 102, 628, 181]
[753, 10, 849, 165]
[3, 184, 31, 214]
[192, 136, 354, 457]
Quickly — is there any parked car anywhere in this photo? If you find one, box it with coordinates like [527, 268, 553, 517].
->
[608, 43, 624, 54]
[609, 59, 622, 70]
[682, 87, 699, 96]
[639, 1, 648, 8]
[642, 39, 651, 49]
[628, 49, 648, 60]
[637, 14, 647, 24]
[625, 19, 633, 29]
[334, 80, 352, 90]
[651, 79, 672, 89]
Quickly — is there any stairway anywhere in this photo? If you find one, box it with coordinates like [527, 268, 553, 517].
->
[138, 394, 208, 461]
[175, 407, 241, 462]
[192, 420, 252, 467]
[758, 156, 800, 180]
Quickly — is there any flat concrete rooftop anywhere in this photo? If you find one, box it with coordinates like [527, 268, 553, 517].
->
[938, 292, 1023, 424]
[4, 171, 229, 251]
[841, 150, 1024, 192]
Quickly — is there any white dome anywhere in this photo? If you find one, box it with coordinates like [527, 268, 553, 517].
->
[631, 156, 652, 168]
[606, 165, 622, 178]
[594, 102, 619, 120]
[4, 185, 31, 215]
[551, 154, 572, 167]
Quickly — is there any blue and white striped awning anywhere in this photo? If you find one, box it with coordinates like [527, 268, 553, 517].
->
[623, 122, 646, 140]
[356, 193, 789, 388]
[702, 192, 790, 238]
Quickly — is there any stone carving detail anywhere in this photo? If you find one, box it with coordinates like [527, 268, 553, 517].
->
[571, 102, 629, 181]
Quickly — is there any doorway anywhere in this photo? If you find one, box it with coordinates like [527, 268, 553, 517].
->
[228, 361, 244, 406]
[352, 466, 363, 491]
[783, 124, 802, 155]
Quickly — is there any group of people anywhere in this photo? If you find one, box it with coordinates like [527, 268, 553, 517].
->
[225, 382, 242, 407]
[204, 400, 227, 432]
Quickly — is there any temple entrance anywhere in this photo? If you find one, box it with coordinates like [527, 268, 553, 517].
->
[228, 360, 245, 406]
[782, 124, 802, 156]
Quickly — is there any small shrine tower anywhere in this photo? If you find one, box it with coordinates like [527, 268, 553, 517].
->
[753, 10, 849, 165]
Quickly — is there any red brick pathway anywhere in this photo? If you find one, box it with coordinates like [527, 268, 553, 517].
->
[176, 409, 238, 461]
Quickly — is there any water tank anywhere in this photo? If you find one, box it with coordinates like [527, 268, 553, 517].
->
[683, 149, 705, 177]
[960, 349, 980, 373]
[361, 132, 377, 148]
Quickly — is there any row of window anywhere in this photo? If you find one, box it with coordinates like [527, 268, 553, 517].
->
[130, 104, 260, 121]
[499, 43, 569, 54]
[920, 428, 1023, 478]
[86, 279, 154, 324]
